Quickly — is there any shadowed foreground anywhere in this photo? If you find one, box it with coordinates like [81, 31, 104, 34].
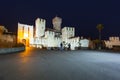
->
[0, 48, 120, 80]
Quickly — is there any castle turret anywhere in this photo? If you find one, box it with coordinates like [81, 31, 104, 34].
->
[52, 16, 62, 32]
[35, 18, 46, 37]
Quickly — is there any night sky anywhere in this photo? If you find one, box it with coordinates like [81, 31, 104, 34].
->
[0, 0, 120, 39]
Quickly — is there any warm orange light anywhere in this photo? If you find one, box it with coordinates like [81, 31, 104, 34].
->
[19, 47, 33, 63]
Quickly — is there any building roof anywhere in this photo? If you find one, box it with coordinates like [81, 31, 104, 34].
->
[3, 32, 16, 35]
[52, 16, 62, 22]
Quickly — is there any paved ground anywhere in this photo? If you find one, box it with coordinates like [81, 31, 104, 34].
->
[0, 48, 120, 80]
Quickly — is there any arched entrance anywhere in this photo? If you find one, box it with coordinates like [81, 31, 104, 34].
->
[22, 39, 26, 46]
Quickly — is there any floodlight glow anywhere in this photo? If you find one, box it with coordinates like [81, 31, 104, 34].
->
[24, 33, 28, 38]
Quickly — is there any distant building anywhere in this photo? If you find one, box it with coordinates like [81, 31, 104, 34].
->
[0, 32, 16, 43]
[0, 26, 8, 35]
[17, 16, 90, 50]
[0, 26, 16, 48]
[80, 39, 89, 49]
[104, 37, 120, 49]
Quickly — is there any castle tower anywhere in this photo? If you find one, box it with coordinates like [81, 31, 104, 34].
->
[52, 16, 62, 32]
[35, 18, 46, 37]
[62, 27, 75, 42]
[17, 23, 33, 46]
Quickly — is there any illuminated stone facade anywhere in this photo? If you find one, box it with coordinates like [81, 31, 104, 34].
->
[0, 26, 16, 48]
[17, 23, 33, 46]
[17, 16, 89, 50]
[35, 18, 46, 37]
[104, 37, 120, 49]
[69, 37, 80, 50]
[62, 27, 75, 42]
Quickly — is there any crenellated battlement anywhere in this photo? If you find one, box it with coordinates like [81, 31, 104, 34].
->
[36, 18, 46, 24]
[109, 37, 120, 41]
[35, 18, 46, 37]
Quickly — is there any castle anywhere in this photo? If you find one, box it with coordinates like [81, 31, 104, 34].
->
[17, 16, 89, 50]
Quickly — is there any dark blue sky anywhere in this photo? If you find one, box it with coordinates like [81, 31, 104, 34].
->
[0, 0, 120, 39]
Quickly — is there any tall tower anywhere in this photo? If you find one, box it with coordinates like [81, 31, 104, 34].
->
[52, 16, 62, 32]
[17, 23, 33, 46]
[35, 18, 46, 37]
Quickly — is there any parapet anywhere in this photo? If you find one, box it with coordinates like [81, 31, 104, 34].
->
[36, 18, 46, 24]
[109, 37, 120, 41]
